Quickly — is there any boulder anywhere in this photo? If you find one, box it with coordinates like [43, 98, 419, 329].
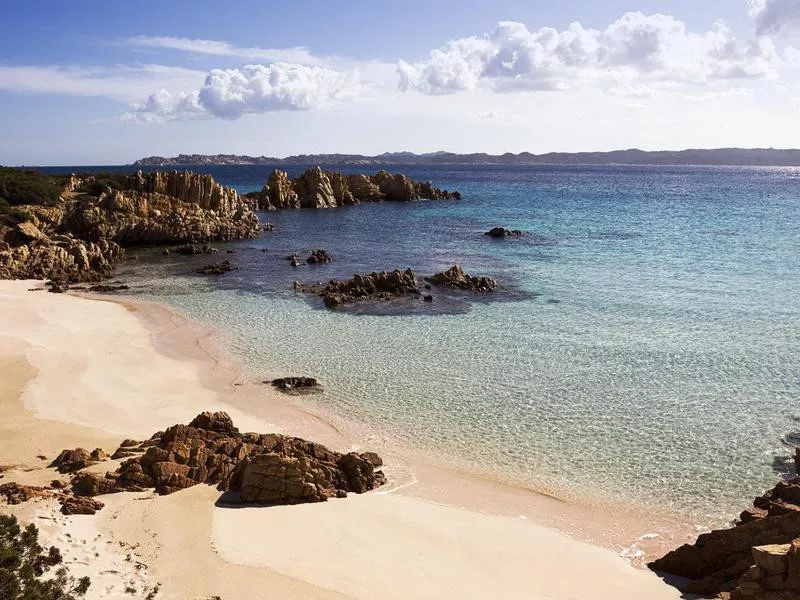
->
[485, 227, 524, 237]
[270, 377, 320, 392]
[51, 448, 109, 473]
[306, 249, 332, 264]
[297, 268, 420, 308]
[175, 243, 217, 255]
[427, 265, 497, 292]
[196, 260, 238, 275]
[60, 496, 104, 515]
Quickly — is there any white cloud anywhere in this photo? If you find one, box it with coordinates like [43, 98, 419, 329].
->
[127, 35, 322, 66]
[124, 62, 363, 121]
[749, 0, 800, 35]
[399, 13, 779, 95]
[0, 64, 206, 101]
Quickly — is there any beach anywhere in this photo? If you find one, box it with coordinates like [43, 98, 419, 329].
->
[0, 279, 687, 599]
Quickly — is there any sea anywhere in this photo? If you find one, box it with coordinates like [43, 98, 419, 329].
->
[41, 163, 800, 520]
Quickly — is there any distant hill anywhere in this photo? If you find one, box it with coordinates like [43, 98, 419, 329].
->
[131, 148, 800, 167]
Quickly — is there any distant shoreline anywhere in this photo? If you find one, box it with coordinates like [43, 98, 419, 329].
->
[129, 148, 800, 168]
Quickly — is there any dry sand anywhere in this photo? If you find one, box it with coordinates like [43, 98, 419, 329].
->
[0, 280, 685, 599]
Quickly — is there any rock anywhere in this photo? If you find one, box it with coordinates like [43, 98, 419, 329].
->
[196, 260, 238, 275]
[0, 483, 55, 504]
[423, 294, 433, 302]
[427, 265, 497, 292]
[51, 448, 109, 473]
[485, 227, 524, 237]
[162, 248, 170, 256]
[297, 269, 420, 308]
[287, 253, 302, 268]
[270, 377, 320, 392]
[0, 238, 122, 283]
[70, 412, 385, 505]
[263, 223, 275, 232]
[175, 243, 217, 255]
[306, 249, 332, 264]
[60, 496, 104, 515]
[258, 167, 459, 210]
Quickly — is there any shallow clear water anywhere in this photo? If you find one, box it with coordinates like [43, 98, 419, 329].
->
[54, 164, 800, 518]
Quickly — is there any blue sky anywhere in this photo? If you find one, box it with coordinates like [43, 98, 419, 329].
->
[1, 0, 799, 164]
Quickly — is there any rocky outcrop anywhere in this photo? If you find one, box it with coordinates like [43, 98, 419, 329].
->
[60, 496, 104, 516]
[306, 249, 332, 264]
[270, 377, 320, 392]
[485, 227, 524, 237]
[196, 260, 238, 275]
[257, 167, 459, 210]
[297, 269, 420, 308]
[650, 453, 800, 598]
[0, 170, 260, 283]
[175, 243, 217, 255]
[51, 448, 109, 474]
[70, 412, 385, 504]
[427, 265, 497, 292]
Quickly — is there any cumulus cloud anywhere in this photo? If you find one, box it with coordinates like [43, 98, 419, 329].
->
[124, 62, 362, 122]
[749, 0, 800, 35]
[399, 12, 779, 94]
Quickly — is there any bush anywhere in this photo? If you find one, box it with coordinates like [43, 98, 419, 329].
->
[0, 514, 90, 599]
[0, 167, 61, 208]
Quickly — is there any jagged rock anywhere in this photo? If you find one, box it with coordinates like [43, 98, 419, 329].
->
[270, 377, 320, 392]
[0, 237, 122, 283]
[427, 265, 497, 292]
[87, 283, 129, 292]
[196, 260, 238, 275]
[60, 496, 104, 515]
[175, 243, 217, 255]
[258, 167, 459, 210]
[297, 269, 420, 308]
[71, 412, 385, 505]
[51, 448, 109, 474]
[306, 249, 332, 264]
[485, 227, 524, 237]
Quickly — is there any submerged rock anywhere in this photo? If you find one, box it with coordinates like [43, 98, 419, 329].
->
[427, 265, 497, 292]
[270, 377, 320, 392]
[196, 260, 238, 275]
[70, 411, 385, 504]
[175, 243, 217, 255]
[306, 249, 332, 264]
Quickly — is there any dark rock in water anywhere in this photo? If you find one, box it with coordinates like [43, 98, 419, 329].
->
[263, 223, 275, 232]
[60, 496, 104, 515]
[126, 255, 138, 260]
[427, 265, 497, 292]
[423, 295, 433, 302]
[196, 260, 238, 275]
[176, 243, 217, 255]
[297, 268, 420, 308]
[226, 250, 236, 254]
[87, 283, 129, 293]
[162, 248, 170, 256]
[306, 249, 332, 264]
[270, 377, 320, 392]
[485, 227, 523, 237]
[70, 411, 386, 505]
[650, 448, 800, 598]
[288, 253, 302, 267]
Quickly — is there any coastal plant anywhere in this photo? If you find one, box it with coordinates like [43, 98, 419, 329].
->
[0, 167, 61, 208]
[0, 514, 90, 599]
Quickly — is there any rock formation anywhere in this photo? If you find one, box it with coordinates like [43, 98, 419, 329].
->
[70, 412, 385, 504]
[485, 227, 524, 237]
[175, 243, 217, 255]
[427, 265, 498, 292]
[257, 167, 459, 210]
[196, 260, 238, 275]
[51, 448, 109, 474]
[0, 170, 260, 283]
[650, 451, 800, 598]
[306, 249, 332, 264]
[270, 377, 320, 392]
[297, 269, 421, 308]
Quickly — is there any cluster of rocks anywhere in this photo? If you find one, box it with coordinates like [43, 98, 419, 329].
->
[485, 227, 524, 237]
[288, 249, 333, 267]
[0, 481, 105, 516]
[175, 243, 217, 255]
[270, 377, 321, 393]
[196, 260, 238, 275]
[256, 167, 460, 210]
[427, 265, 498, 292]
[0, 170, 260, 283]
[650, 448, 800, 598]
[70, 412, 385, 504]
[296, 265, 498, 308]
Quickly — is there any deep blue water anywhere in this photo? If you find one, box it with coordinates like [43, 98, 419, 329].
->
[44, 163, 800, 518]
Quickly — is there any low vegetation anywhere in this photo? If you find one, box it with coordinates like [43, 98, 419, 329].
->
[0, 514, 90, 599]
[0, 167, 61, 211]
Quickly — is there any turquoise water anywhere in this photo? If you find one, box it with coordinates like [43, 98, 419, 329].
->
[90, 163, 800, 518]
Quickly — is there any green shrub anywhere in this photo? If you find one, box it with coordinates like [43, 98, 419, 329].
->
[0, 514, 90, 599]
[0, 168, 61, 208]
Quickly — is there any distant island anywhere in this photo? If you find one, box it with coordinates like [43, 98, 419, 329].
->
[133, 148, 800, 167]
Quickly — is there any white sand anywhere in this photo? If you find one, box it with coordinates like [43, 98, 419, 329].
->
[0, 280, 683, 599]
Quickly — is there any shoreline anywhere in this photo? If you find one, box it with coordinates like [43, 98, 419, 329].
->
[0, 280, 688, 598]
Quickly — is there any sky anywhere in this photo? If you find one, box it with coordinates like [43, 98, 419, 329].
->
[2, 0, 800, 165]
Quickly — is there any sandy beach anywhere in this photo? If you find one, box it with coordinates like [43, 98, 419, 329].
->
[0, 279, 686, 599]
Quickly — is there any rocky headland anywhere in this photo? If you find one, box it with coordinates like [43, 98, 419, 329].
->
[650, 448, 800, 598]
[251, 166, 460, 210]
[0, 169, 260, 282]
